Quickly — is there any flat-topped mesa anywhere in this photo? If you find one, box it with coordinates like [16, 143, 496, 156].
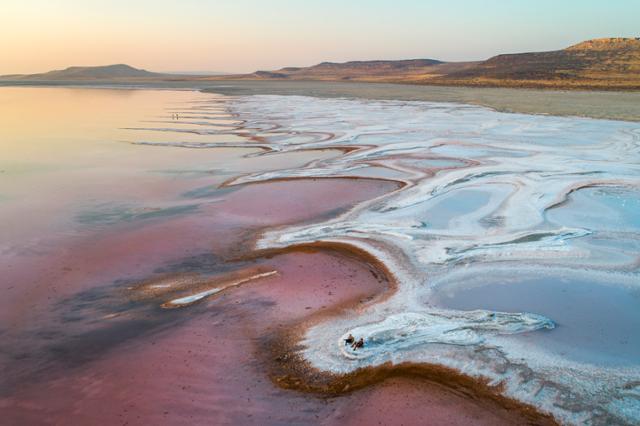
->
[443, 37, 640, 87]
[1, 64, 165, 80]
[566, 37, 640, 51]
[58, 64, 154, 77]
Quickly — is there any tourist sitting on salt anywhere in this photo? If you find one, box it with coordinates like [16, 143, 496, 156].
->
[352, 338, 364, 350]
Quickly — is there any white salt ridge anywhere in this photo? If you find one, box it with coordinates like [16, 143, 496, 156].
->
[340, 310, 554, 360]
[141, 94, 640, 424]
[165, 287, 224, 306]
[163, 271, 278, 308]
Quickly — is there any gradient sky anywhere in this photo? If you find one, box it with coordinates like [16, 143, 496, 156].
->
[1, 0, 638, 74]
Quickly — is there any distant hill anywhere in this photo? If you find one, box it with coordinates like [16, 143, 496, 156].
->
[2, 38, 639, 90]
[1, 64, 165, 81]
[204, 38, 640, 90]
[441, 37, 640, 89]
[229, 59, 479, 83]
[288, 58, 444, 75]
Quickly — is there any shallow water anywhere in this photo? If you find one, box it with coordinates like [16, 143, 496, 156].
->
[2, 87, 425, 425]
[433, 270, 640, 366]
[2, 87, 639, 424]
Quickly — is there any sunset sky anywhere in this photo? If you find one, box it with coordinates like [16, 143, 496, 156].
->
[2, 0, 638, 74]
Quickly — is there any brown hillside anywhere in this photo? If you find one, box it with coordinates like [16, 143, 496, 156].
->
[439, 37, 640, 89]
[252, 59, 478, 82]
[214, 38, 640, 90]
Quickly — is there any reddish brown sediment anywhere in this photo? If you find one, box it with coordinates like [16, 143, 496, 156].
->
[252, 245, 558, 424]
[1, 175, 557, 424]
[1, 249, 551, 425]
[0, 177, 398, 327]
[213, 177, 400, 228]
[0, 250, 387, 424]
[218, 146, 378, 186]
[544, 179, 640, 210]
[224, 169, 404, 188]
[263, 330, 557, 425]
[213, 178, 559, 423]
[126, 267, 278, 307]
[240, 241, 400, 314]
[336, 377, 550, 426]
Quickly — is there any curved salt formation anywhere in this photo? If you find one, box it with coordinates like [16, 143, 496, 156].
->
[132, 94, 640, 424]
[339, 310, 554, 360]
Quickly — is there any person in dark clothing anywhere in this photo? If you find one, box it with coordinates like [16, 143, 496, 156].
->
[352, 338, 364, 350]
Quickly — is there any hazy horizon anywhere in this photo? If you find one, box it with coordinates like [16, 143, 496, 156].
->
[1, 0, 639, 75]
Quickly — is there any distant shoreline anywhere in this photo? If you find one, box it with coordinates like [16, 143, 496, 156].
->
[3, 79, 639, 123]
[4, 74, 640, 92]
[202, 80, 640, 122]
[194, 74, 640, 92]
